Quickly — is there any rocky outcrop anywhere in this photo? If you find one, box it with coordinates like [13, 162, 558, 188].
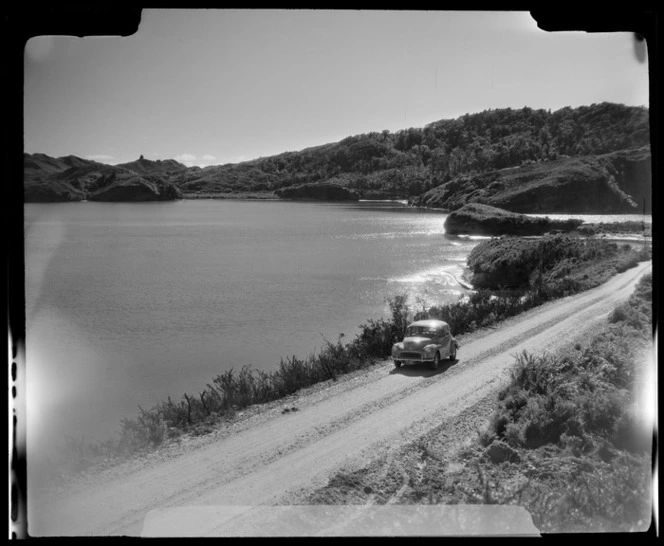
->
[443, 203, 582, 236]
[275, 182, 358, 201]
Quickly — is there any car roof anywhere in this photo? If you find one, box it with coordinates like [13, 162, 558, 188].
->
[408, 319, 449, 328]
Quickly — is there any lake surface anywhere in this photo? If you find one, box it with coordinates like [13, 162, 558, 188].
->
[23, 200, 654, 483]
[24, 200, 482, 468]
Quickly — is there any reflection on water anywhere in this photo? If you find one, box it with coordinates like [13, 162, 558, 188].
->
[23, 200, 479, 459]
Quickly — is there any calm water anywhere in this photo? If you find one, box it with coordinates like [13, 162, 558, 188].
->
[24, 200, 481, 464]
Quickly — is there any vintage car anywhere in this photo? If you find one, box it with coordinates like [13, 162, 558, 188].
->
[391, 319, 458, 370]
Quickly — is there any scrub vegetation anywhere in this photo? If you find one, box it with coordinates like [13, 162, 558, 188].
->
[466, 233, 650, 290]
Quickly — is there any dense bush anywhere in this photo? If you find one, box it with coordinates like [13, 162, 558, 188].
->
[415, 290, 526, 335]
[467, 234, 649, 290]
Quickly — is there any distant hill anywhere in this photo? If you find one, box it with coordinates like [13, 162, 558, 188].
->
[24, 155, 183, 202]
[25, 103, 651, 211]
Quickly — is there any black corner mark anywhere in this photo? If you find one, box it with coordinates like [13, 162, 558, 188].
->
[529, 8, 656, 34]
[8, 6, 143, 40]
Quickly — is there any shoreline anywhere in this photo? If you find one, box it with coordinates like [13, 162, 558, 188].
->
[43, 235, 650, 484]
[26, 195, 655, 221]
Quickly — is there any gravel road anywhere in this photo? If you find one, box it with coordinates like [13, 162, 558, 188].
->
[29, 261, 652, 537]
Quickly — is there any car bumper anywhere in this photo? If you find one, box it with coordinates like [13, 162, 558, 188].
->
[394, 352, 434, 362]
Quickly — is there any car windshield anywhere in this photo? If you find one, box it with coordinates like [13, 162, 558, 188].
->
[407, 326, 439, 337]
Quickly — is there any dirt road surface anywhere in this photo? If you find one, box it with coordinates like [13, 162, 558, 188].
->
[28, 261, 652, 536]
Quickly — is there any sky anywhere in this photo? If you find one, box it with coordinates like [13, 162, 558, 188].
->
[23, 9, 650, 167]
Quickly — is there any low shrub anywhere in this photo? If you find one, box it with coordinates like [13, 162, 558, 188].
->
[490, 273, 652, 451]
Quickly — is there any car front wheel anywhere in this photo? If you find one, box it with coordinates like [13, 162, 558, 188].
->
[430, 352, 440, 370]
[449, 344, 457, 361]
[394, 360, 402, 368]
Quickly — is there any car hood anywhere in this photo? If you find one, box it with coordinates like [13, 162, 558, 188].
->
[403, 337, 433, 350]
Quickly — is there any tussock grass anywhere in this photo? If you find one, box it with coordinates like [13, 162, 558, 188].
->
[489, 273, 652, 450]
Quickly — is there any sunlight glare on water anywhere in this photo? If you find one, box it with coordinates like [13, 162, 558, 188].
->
[22, 200, 475, 452]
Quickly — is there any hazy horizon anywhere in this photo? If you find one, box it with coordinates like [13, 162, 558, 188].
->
[24, 10, 649, 168]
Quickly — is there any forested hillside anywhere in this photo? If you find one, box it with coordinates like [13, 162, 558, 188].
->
[169, 102, 651, 211]
[25, 103, 651, 211]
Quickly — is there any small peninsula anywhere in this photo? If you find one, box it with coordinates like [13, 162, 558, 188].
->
[443, 203, 583, 236]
